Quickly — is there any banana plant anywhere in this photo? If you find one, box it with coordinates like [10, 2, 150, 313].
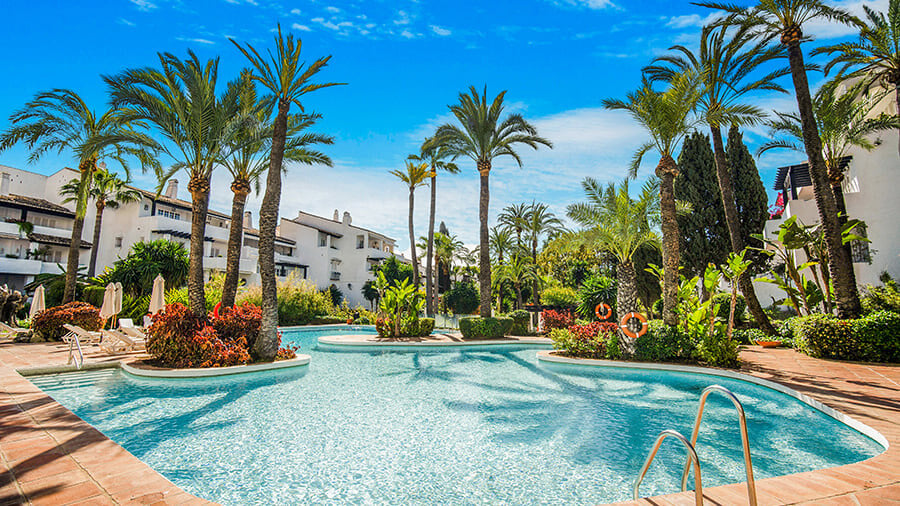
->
[720, 251, 752, 338]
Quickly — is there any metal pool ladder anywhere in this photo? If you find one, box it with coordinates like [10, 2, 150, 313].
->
[66, 334, 84, 370]
[633, 384, 757, 506]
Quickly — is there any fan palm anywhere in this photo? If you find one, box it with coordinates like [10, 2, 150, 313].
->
[105, 50, 240, 316]
[698, 0, 863, 318]
[231, 25, 343, 360]
[389, 161, 431, 288]
[409, 137, 459, 316]
[645, 24, 785, 335]
[813, 0, 900, 153]
[434, 86, 551, 317]
[568, 178, 661, 314]
[0, 89, 154, 303]
[61, 168, 142, 277]
[602, 72, 701, 326]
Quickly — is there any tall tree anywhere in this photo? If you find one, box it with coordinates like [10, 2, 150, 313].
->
[61, 168, 142, 277]
[0, 90, 154, 302]
[699, 0, 864, 318]
[434, 86, 551, 318]
[602, 72, 701, 326]
[106, 51, 238, 316]
[567, 178, 661, 315]
[813, 0, 900, 154]
[499, 255, 537, 309]
[434, 227, 463, 294]
[727, 126, 770, 274]
[525, 202, 564, 313]
[232, 26, 342, 360]
[389, 160, 430, 288]
[489, 225, 514, 313]
[498, 202, 531, 255]
[409, 137, 459, 316]
[645, 23, 785, 333]
[675, 132, 730, 283]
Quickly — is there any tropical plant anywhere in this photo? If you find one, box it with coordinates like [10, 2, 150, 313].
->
[93, 239, 189, 297]
[231, 25, 343, 360]
[390, 160, 431, 288]
[106, 51, 239, 316]
[525, 202, 564, 308]
[498, 202, 531, 255]
[361, 280, 379, 310]
[602, 71, 701, 326]
[699, 0, 864, 319]
[434, 86, 552, 317]
[720, 250, 753, 338]
[489, 226, 514, 312]
[0, 90, 154, 302]
[375, 273, 423, 337]
[568, 177, 661, 316]
[410, 137, 460, 316]
[433, 231, 464, 288]
[577, 274, 618, 320]
[498, 255, 537, 309]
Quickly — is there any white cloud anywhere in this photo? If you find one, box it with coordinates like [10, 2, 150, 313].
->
[430, 25, 451, 36]
[176, 36, 215, 45]
[292, 23, 312, 32]
[806, 0, 887, 39]
[290, 8, 301, 15]
[400, 29, 418, 39]
[394, 10, 411, 25]
[551, 0, 618, 10]
[326, 6, 340, 13]
[665, 12, 720, 29]
[130, 0, 157, 11]
[119, 18, 136, 27]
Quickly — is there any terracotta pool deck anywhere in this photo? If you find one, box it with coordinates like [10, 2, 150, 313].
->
[0, 338, 898, 505]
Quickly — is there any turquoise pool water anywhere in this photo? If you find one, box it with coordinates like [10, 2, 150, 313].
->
[29, 325, 883, 505]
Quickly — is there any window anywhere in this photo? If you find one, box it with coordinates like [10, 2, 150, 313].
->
[318, 231, 327, 247]
[53, 251, 62, 263]
[115, 236, 123, 248]
[850, 228, 871, 264]
[357, 235, 364, 249]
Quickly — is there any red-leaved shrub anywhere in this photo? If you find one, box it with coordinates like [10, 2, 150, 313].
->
[146, 302, 253, 368]
[541, 309, 574, 332]
[213, 303, 262, 349]
[568, 322, 618, 340]
[32, 302, 102, 341]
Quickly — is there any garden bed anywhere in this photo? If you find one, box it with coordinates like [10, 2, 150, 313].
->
[122, 355, 310, 378]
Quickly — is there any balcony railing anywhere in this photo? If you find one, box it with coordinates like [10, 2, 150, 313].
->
[330, 271, 341, 281]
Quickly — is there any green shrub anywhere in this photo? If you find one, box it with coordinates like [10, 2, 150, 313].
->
[851, 310, 900, 363]
[310, 316, 347, 325]
[459, 316, 513, 339]
[507, 309, 531, 335]
[861, 279, 900, 314]
[633, 320, 695, 362]
[712, 293, 746, 323]
[237, 273, 331, 326]
[541, 286, 578, 307]
[605, 332, 623, 360]
[576, 274, 617, 320]
[794, 313, 855, 360]
[417, 318, 435, 336]
[696, 332, 740, 368]
[380, 317, 435, 338]
[776, 316, 802, 348]
[32, 302, 102, 341]
[732, 328, 768, 345]
[167, 273, 225, 313]
[444, 282, 479, 315]
[551, 322, 619, 359]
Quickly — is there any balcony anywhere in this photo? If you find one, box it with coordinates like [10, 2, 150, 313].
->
[203, 256, 257, 274]
[330, 271, 341, 281]
[139, 214, 229, 242]
[0, 257, 75, 276]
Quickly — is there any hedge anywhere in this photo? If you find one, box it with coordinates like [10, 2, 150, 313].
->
[459, 316, 513, 339]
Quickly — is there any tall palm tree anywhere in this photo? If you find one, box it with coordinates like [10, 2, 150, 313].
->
[232, 26, 343, 360]
[645, 24, 785, 335]
[698, 0, 864, 318]
[813, 0, 900, 154]
[434, 231, 464, 290]
[106, 51, 239, 316]
[61, 168, 142, 277]
[0, 90, 154, 303]
[602, 72, 701, 326]
[409, 137, 459, 316]
[389, 160, 431, 288]
[434, 86, 551, 317]
[219, 72, 334, 308]
[499, 255, 537, 309]
[525, 202, 564, 310]
[568, 177, 660, 315]
[489, 225, 514, 312]
[498, 202, 530, 254]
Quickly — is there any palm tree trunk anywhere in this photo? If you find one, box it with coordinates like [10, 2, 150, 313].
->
[786, 40, 862, 319]
[531, 239, 539, 307]
[187, 175, 210, 317]
[408, 187, 419, 288]
[657, 156, 680, 327]
[88, 201, 105, 278]
[496, 251, 504, 314]
[254, 100, 289, 362]
[616, 259, 638, 315]
[478, 162, 492, 318]
[221, 188, 248, 309]
[895, 85, 900, 158]
[515, 283, 523, 309]
[62, 216, 85, 303]
[709, 125, 777, 335]
[425, 174, 436, 316]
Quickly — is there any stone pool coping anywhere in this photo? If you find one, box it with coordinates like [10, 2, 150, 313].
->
[317, 333, 551, 347]
[121, 355, 310, 378]
[1, 339, 898, 504]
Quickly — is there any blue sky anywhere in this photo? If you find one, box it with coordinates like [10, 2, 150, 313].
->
[0, 0, 884, 251]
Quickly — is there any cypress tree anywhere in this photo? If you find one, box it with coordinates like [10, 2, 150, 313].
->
[675, 131, 730, 278]
[726, 126, 769, 272]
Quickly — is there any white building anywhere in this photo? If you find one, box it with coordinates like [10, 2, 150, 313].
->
[0, 165, 402, 307]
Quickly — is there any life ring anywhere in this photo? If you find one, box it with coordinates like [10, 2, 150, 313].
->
[212, 302, 222, 319]
[594, 303, 613, 321]
[620, 312, 648, 338]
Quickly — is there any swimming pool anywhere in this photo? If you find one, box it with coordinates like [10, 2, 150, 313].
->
[29, 325, 884, 505]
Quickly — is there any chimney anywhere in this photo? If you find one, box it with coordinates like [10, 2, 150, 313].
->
[332, 209, 340, 221]
[165, 179, 178, 199]
[0, 173, 9, 196]
[243, 211, 253, 229]
[342, 211, 351, 225]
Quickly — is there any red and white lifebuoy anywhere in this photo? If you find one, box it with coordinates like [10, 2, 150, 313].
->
[594, 303, 613, 321]
[620, 312, 648, 338]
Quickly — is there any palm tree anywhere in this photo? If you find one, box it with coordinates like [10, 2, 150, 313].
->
[106, 51, 239, 316]
[390, 161, 431, 288]
[0, 90, 154, 303]
[568, 178, 661, 315]
[434, 86, 551, 317]
[813, 0, 900, 154]
[489, 225, 514, 312]
[498, 202, 531, 254]
[602, 72, 701, 326]
[698, 0, 864, 318]
[61, 168, 142, 277]
[525, 202, 564, 310]
[409, 137, 459, 316]
[645, 24, 784, 335]
[434, 231, 464, 289]
[499, 256, 537, 309]
[231, 26, 343, 360]
[219, 72, 334, 308]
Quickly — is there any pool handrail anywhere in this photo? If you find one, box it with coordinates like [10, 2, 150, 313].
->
[633, 429, 702, 505]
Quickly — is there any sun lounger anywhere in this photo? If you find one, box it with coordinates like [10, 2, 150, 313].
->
[120, 326, 147, 344]
[100, 329, 145, 354]
[118, 318, 135, 329]
[61, 324, 102, 345]
[0, 321, 30, 339]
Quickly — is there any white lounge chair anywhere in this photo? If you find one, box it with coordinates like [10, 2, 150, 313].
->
[118, 318, 135, 329]
[61, 324, 102, 345]
[120, 326, 147, 344]
[0, 321, 29, 339]
[100, 329, 144, 354]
